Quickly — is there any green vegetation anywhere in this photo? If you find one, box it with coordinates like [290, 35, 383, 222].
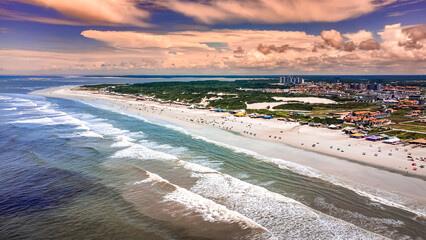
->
[83, 80, 425, 139]
[387, 109, 411, 124]
[311, 117, 344, 125]
[84, 80, 290, 109]
[82, 80, 353, 110]
[393, 123, 426, 132]
[272, 103, 313, 111]
[273, 102, 376, 111]
[385, 130, 426, 140]
[82, 84, 116, 89]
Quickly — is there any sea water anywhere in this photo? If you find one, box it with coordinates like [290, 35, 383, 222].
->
[0, 76, 425, 239]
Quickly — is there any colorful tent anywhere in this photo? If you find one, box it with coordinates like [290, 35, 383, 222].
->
[383, 137, 401, 144]
[366, 135, 380, 141]
[234, 112, 246, 117]
[350, 133, 364, 138]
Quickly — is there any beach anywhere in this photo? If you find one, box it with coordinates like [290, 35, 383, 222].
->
[32, 86, 426, 212]
[247, 97, 337, 109]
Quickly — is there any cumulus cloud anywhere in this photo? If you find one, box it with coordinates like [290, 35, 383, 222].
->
[344, 30, 374, 44]
[343, 41, 357, 52]
[321, 29, 344, 49]
[233, 46, 244, 58]
[13, 0, 151, 26]
[359, 39, 381, 50]
[162, 0, 396, 24]
[233, 47, 244, 54]
[399, 24, 426, 50]
[257, 44, 305, 55]
[378, 23, 426, 60]
[321, 29, 380, 51]
[2, 23, 425, 75]
[82, 29, 318, 52]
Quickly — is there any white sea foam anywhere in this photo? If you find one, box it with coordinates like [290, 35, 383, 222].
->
[111, 143, 178, 160]
[0, 96, 12, 100]
[11, 117, 55, 125]
[9, 98, 38, 107]
[134, 171, 171, 185]
[6, 96, 107, 140]
[161, 124, 426, 217]
[1, 107, 17, 111]
[86, 122, 129, 136]
[34, 101, 51, 111]
[314, 197, 405, 228]
[140, 141, 188, 157]
[111, 135, 136, 147]
[179, 162, 384, 239]
[128, 131, 144, 137]
[133, 171, 269, 233]
[77, 131, 104, 138]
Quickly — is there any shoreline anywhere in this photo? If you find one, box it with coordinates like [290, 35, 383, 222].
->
[31, 86, 426, 212]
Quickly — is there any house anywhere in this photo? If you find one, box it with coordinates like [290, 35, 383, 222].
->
[408, 139, 426, 145]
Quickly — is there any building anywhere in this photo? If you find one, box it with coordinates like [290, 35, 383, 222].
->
[367, 83, 382, 91]
[279, 76, 305, 85]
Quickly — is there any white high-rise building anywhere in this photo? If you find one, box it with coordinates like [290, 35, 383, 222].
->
[279, 76, 304, 85]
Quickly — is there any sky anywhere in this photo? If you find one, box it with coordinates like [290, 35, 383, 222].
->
[0, 0, 425, 75]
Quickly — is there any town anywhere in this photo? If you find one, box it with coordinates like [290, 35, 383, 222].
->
[95, 76, 425, 145]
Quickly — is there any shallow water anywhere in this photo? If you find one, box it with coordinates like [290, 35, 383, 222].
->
[1, 76, 425, 239]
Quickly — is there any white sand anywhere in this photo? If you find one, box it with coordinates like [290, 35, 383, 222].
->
[31, 86, 426, 212]
[273, 97, 337, 104]
[247, 97, 336, 109]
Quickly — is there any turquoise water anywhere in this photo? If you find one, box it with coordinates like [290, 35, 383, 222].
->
[0, 76, 425, 239]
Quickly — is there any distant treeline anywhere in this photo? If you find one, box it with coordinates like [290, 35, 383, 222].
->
[83, 75, 426, 86]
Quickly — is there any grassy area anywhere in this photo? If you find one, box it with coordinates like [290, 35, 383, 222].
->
[384, 130, 426, 140]
[387, 109, 411, 124]
[406, 121, 426, 126]
[273, 102, 377, 112]
[83, 80, 349, 110]
[272, 103, 313, 111]
[393, 123, 426, 132]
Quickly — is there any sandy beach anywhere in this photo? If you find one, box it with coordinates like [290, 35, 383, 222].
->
[246, 97, 337, 109]
[32, 86, 426, 213]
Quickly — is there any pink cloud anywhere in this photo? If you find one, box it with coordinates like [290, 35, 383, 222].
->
[321, 29, 344, 49]
[14, 0, 151, 26]
[163, 0, 396, 24]
[359, 39, 380, 50]
[344, 30, 374, 44]
[1, 23, 425, 75]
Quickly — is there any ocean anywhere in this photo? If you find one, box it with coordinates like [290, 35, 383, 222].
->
[0, 76, 425, 239]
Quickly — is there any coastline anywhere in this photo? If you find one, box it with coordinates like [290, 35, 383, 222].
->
[31, 86, 426, 214]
